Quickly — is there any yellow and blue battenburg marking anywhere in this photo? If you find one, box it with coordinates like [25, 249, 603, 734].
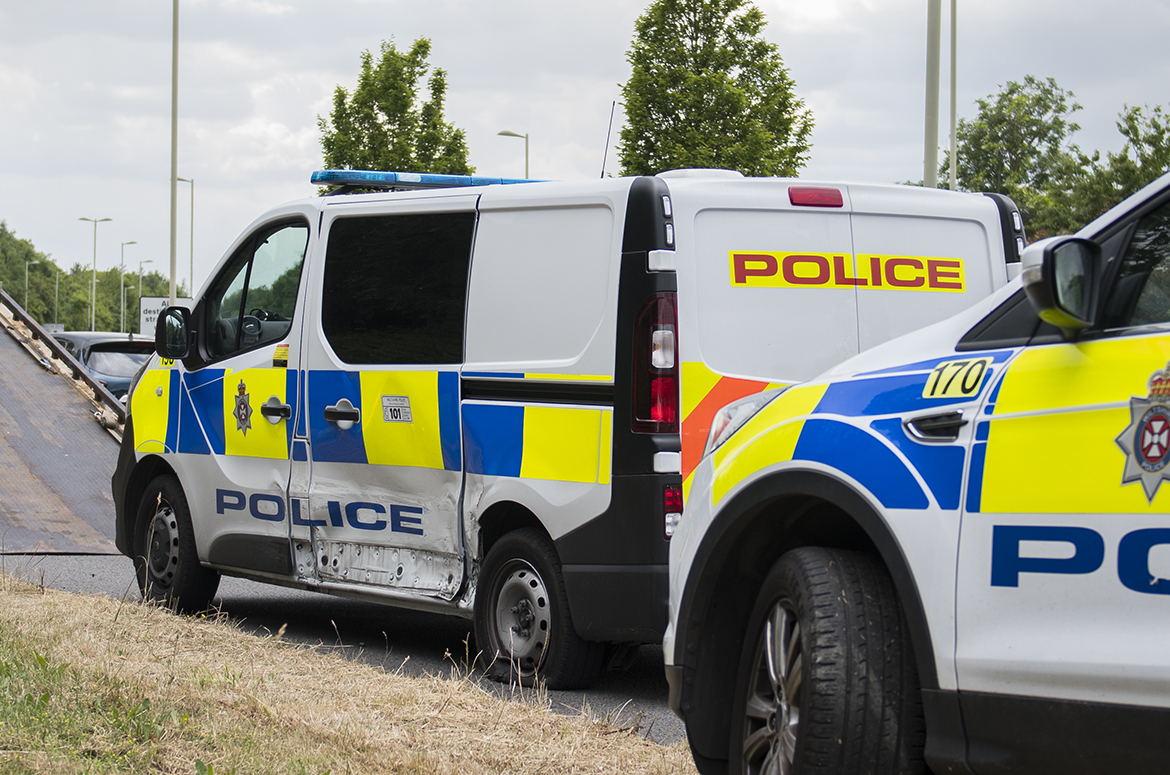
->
[462, 403, 613, 485]
[307, 370, 461, 471]
[969, 336, 1170, 513]
[131, 365, 300, 458]
[711, 350, 1015, 509]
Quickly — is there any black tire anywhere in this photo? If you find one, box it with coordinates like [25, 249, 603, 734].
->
[133, 474, 220, 613]
[729, 548, 925, 775]
[474, 528, 605, 690]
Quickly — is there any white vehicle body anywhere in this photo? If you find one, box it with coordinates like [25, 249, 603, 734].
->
[111, 169, 1022, 689]
[666, 171, 1170, 774]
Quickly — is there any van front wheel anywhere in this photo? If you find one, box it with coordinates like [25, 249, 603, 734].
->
[474, 528, 605, 690]
[133, 474, 220, 613]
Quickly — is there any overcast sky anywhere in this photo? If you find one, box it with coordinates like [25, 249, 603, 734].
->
[2, 0, 1168, 297]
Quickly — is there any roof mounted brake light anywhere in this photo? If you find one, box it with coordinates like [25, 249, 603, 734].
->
[311, 169, 538, 191]
[789, 187, 844, 208]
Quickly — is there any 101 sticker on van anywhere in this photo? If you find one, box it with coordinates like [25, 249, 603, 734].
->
[730, 252, 965, 292]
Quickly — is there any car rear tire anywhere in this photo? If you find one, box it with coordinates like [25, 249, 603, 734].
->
[134, 474, 220, 613]
[474, 528, 605, 690]
[729, 547, 925, 775]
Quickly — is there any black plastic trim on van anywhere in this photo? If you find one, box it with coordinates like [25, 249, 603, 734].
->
[982, 193, 1025, 263]
[555, 472, 674, 641]
[460, 378, 614, 406]
[207, 533, 294, 576]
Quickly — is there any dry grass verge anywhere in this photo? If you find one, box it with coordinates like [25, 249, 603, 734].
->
[0, 573, 697, 774]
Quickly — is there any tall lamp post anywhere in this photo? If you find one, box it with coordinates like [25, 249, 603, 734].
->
[178, 177, 194, 293]
[79, 217, 112, 331]
[24, 259, 39, 312]
[53, 266, 61, 325]
[138, 259, 153, 334]
[497, 130, 529, 179]
[120, 240, 137, 334]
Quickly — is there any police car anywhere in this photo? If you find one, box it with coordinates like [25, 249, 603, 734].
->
[111, 168, 1023, 690]
[665, 171, 1170, 774]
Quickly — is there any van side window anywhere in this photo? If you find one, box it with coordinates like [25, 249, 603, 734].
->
[1102, 200, 1170, 328]
[203, 220, 308, 360]
[321, 212, 475, 365]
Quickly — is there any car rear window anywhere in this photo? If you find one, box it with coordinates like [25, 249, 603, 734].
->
[87, 348, 152, 377]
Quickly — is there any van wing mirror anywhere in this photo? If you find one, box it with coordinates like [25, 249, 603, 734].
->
[155, 306, 192, 360]
[1021, 236, 1100, 338]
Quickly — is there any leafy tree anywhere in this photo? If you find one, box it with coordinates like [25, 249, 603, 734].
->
[1069, 104, 1170, 225]
[318, 38, 473, 175]
[941, 76, 1170, 238]
[0, 221, 184, 333]
[941, 75, 1089, 236]
[618, 0, 813, 177]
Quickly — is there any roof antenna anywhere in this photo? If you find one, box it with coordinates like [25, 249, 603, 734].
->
[600, 100, 616, 178]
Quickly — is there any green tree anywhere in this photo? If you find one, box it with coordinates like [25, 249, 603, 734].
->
[618, 0, 813, 177]
[318, 38, 473, 175]
[942, 75, 1089, 236]
[1069, 104, 1170, 225]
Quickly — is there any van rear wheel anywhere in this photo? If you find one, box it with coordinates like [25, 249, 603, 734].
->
[133, 474, 220, 613]
[474, 528, 605, 690]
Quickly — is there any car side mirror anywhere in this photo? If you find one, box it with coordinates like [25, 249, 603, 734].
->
[1021, 236, 1100, 339]
[155, 306, 192, 359]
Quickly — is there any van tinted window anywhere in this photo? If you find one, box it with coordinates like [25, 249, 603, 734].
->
[321, 212, 475, 365]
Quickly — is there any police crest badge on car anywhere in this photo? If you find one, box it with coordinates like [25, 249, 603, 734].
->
[1116, 361, 1170, 502]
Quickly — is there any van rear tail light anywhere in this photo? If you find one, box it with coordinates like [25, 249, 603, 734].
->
[633, 292, 679, 434]
[664, 484, 682, 540]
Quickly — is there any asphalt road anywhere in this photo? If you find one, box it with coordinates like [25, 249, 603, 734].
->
[9, 553, 687, 746]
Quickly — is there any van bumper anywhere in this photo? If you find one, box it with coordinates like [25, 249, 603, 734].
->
[561, 562, 668, 642]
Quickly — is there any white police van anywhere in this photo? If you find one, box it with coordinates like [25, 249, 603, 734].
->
[666, 171, 1170, 773]
[111, 168, 1023, 689]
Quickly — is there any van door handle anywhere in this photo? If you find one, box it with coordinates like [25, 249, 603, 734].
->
[323, 398, 360, 430]
[260, 396, 292, 424]
[905, 410, 967, 442]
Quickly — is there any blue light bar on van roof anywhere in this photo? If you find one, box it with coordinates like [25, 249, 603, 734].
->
[311, 169, 536, 190]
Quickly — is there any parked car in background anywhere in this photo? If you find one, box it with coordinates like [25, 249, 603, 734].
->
[53, 332, 155, 400]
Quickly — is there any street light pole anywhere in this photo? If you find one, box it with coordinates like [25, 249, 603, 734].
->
[54, 267, 60, 325]
[138, 259, 154, 334]
[497, 130, 529, 178]
[79, 217, 112, 331]
[178, 177, 194, 294]
[25, 259, 39, 311]
[120, 241, 137, 334]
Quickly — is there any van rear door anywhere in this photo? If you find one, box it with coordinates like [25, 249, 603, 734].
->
[670, 179, 859, 496]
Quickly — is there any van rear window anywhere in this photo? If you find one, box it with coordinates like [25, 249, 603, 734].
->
[322, 212, 475, 365]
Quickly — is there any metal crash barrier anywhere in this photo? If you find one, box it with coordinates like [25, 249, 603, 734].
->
[0, 281, 128, 426]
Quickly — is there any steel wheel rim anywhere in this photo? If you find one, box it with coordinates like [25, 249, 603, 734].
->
[742, 600, 802, 775]
[145, 499, 181, 592]
[492, 560, 550, 676]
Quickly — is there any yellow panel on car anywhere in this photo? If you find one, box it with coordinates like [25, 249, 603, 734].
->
[981, 405, 1169, 513]
[132, 366, 173, 454]
[222, 368, 289, 460]
[994, 337, 1170, 415]
[359, 370, 445, 470]
[521, 406, 604, 484]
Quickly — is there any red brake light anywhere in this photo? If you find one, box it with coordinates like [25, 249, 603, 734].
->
[664, 484, 682, 540]
[632, 292, 679, 434]
[789, 187, 843, 208]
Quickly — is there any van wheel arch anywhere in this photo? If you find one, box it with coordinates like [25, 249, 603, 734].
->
[117, 454, 178, 556]
[475, 500, 547, 559]
[676, 470, 936, 766]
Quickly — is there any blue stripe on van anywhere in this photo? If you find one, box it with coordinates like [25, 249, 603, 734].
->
[462, 403, 523, 477]
[438, 371, 461, 471]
